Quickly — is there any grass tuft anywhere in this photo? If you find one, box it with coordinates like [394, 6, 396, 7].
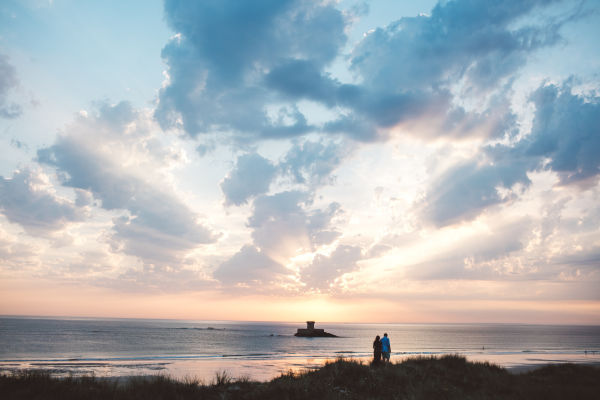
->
[213, 370, 232, 386]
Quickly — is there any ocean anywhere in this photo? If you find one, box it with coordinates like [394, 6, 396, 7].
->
[1, 317, 599, 381]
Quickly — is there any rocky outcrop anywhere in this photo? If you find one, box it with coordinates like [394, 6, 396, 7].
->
[294, 321, 338, 337]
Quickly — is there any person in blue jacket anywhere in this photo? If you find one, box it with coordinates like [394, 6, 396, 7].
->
[381, 332, 391, 363]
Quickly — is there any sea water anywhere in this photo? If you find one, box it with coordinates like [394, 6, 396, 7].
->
[1, 317, 599, 381]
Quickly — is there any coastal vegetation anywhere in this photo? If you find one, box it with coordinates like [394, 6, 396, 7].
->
[2, 355, 599, 399]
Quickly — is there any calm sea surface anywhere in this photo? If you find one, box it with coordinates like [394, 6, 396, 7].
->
[1, 317, 599, 381]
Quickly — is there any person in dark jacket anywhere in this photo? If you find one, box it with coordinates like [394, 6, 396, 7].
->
[373, 335, 382, 365]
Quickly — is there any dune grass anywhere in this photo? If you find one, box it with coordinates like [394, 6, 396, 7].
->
[1, 355, 599, 399]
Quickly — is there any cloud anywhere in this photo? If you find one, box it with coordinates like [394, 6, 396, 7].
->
[264, 59, 340, 107]
[0, 54, 23, 119]
[352, 0, 563, 91]
[97, 263, 214, 293]
[155, 0, 347, 139]
[270, 0, 570, 140]
[219, 139, 350, 208]
[280, 139, 350, 187]
[220, 153, 277, 206]
[523, 82, 600, 185]
[155, 0, 574, 147]
[338, 0, 569, 138]
[0, 226, 39, 273]
[404, 218, 533, 281]
[421, 158, 533, 226]
[164, 0, 342, 82]
[37, 101, 217, 265]
[213, 245, 288, 286]
[94, 100, 138, 130]
[214, 190, 343, 287]
[214, 138, 350, 288]
[248, 191, 341, 258]
[301, 244, 363, 291]
[0, 168, 85, 235]
[406, 176, 600, 286]
[421, 81, 600, 226]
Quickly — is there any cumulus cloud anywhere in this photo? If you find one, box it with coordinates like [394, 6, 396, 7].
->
[155, 0, 574, 147]
[97, 263, 214, 293]
[221, 153, 277, 206]
[421, 158, 533, 226]
[0, 54, 23, 119]
[268, 0, 569, 140]
[37, 101, 217, 265]
[280, 140, 350, 187]
[248, 191, 341, 258]
[213, 245, 288, 286]
[155, 0, 582, 239]
[523, 82, 600, 185]
[155, 0, 346, 139]
[301, 244, 363, 291]
[403, 218, 533, 281]
[214, 137, 351, 288]
[335, 0, 570, 138]
[214, 190, 343, 287]
[0, 168, 85, 235]
[407, 205, 600, 286]
[0, 226, 39, 272]
[421, 82, 600, 226]
[219, 139, 350, 208]
[351, 0, 562, 93]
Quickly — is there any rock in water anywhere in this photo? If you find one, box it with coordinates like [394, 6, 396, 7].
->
[294, 321, 338, 337]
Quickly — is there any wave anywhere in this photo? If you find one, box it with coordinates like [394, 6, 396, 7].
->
[0, 352, 367, 365]
[222, 353, 274, 359]
[0, 355, 216, 363]
[171, 327, 228, 331]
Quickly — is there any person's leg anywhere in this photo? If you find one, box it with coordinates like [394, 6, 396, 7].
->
[383, 352, 390, 363]
[373, 351, 381, 365]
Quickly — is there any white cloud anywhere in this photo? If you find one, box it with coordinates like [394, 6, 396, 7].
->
[220, 153, 277, 206]
[37, 101, 218, 267]
[301, 244, 363, 291]
[0, 168, 85, 235]
[213, 245, 288, 287]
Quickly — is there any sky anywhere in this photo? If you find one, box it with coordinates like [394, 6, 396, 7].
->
[0, 0, 599, 324]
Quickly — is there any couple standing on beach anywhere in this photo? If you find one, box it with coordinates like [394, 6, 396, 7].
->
[373, 333, 391, 365]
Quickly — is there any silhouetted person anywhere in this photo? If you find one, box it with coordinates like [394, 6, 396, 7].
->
[381, 333, 391, 363]
[373, 335, 382, 365]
